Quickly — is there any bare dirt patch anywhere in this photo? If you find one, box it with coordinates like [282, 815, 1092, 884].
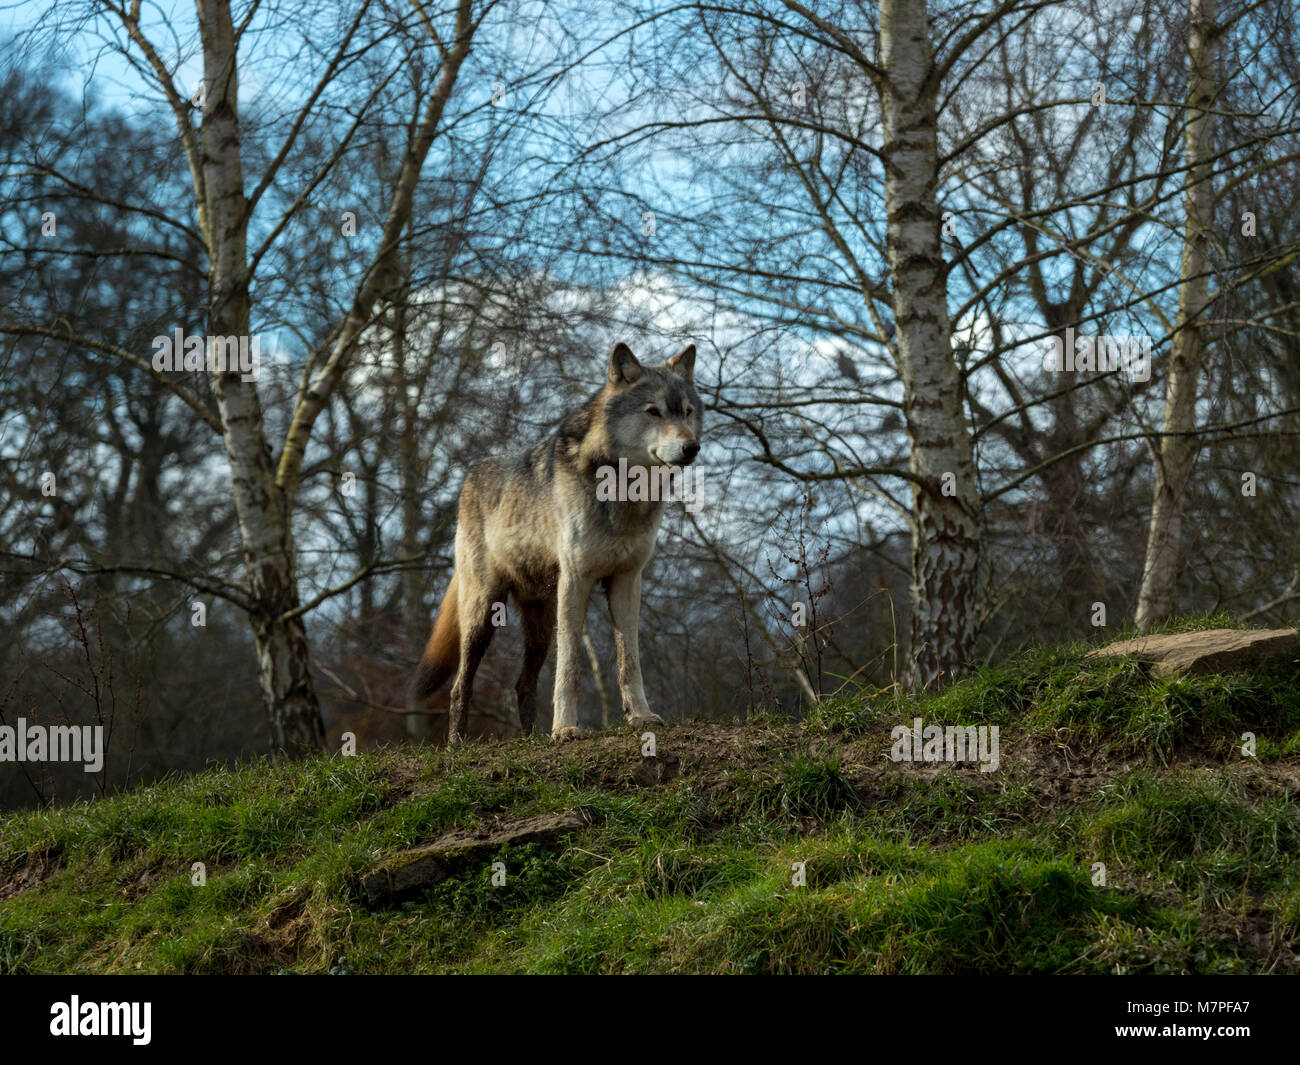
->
[0, 846, 62, 901]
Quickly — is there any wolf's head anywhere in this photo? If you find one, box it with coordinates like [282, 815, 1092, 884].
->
[599, 342, 703, 467]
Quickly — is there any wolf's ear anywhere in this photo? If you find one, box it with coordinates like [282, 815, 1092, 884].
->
[666, 344, 696, 383]
[609, 342, 644, 386]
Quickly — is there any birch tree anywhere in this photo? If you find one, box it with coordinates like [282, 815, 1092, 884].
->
[590, 0, 1042, 687]
[6, 0, 484, 755]
[198, 0, 479, 752]
[874, 0, 981, 686]
[1134, 0, 1219, 630]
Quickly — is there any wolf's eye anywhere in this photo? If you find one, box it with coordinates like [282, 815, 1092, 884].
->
[645, 407, 661, 417]
[685, 407, 693, 416]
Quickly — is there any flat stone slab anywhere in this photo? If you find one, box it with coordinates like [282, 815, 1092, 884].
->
[360, 807, 593, 906]
[1086, 628, 1299, 678]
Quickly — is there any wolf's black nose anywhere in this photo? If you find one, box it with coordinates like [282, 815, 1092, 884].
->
[682, 443, 700, 462]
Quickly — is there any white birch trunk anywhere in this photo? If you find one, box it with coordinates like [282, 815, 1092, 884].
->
[1135, 0, 1219, 631]
[197, 0, 325, 755]
[879, 0, 982, 688]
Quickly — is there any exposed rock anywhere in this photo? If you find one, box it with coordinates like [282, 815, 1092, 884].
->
[1086, 628, 1299, 678]
[359, 807, 593, 906]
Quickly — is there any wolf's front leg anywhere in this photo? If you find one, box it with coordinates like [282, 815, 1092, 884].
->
[606, 569, 662, 730]
[551, 571, 594, 742]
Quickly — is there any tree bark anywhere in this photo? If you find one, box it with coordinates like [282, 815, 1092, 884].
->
[189, 0, 476, 753]
[879, 0, 982, 688]
[197, 0, 325, 755]
[1135, 0, 1219, 631]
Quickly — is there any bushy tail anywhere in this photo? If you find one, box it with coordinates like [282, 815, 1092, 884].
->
[408, 573, 461, 702]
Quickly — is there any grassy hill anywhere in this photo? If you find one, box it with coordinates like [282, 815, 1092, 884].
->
[3, 618, 1299, 974]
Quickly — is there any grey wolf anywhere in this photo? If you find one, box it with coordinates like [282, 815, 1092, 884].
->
[409, 342, 703, 743]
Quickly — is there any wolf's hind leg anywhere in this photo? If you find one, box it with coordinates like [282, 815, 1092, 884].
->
[515, 598, 555, 737]
[448, 579, 503, 744]
[606, 569, 661, 729]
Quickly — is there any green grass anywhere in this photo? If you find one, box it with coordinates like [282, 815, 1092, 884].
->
[806, 623, 1300, 762]
[778, 749, 858, 817]
[2, 616, 1297, 974]
[1083, 768, 1300, 906]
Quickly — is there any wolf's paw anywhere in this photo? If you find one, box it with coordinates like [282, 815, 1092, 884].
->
[624, 711, 663, 730]
[552, 726, 585, 743]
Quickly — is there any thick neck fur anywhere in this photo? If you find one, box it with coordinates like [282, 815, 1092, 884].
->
[554, 385, 622, 476]
[550, 389, 662, 531]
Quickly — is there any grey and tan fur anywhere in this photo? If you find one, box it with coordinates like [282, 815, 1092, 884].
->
[410, 342, 703, 743]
